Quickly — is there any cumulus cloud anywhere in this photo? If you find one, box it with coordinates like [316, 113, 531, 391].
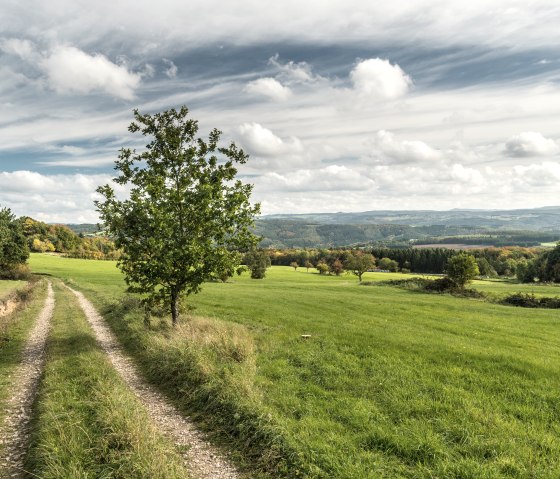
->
[0, 170, 119, 223]
[244, 77, 291, 101]
[162, 58, 178, 78]
[257, 165, 374, 192]
[513, 161, 560, 186]
[40, 46, 140, 99]
[268, 54, 318, 84]
[504, 131, 559, 157]
[237, 122, 303, 157]
[0, 38, 37, 60]
[369, 130, 441, 164]
[350, 58, 412, 99]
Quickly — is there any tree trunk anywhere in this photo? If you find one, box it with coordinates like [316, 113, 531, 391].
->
[171, 289, 179, 327]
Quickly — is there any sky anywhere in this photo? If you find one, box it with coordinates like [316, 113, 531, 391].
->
[1, 0, 560, 223]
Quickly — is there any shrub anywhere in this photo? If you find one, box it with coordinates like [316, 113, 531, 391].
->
[502, 293, 560, 309]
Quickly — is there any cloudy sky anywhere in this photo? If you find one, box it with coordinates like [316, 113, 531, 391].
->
[1, 0, 560, 223]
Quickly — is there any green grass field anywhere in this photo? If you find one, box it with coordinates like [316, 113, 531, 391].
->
[29, 254, 560, 478]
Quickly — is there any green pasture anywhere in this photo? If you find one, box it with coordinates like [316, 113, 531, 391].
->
[29, 254, 560, 478]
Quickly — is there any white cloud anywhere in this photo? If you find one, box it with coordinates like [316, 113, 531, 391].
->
[268, 55, 317, 84]
[162, 58, 178, 78]
[513, 161, 560, 186]
[244, 77, 291, 101]
[0, 38, 37, 61]
[504, 131, 559, 157]
[237, 122, 302, 158]
[0, 170, 119, 223]
[257, 165, 374, 192]
[350, 58, 412, 99]
[369, 130, 441, 164]
[40, 46, 141, 99]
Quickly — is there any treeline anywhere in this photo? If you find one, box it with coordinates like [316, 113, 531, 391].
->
[265, 246, 541, 277]
[414, 230, 559, 248]
[517, 244, 560, 283]
[22, 217, 120, 260]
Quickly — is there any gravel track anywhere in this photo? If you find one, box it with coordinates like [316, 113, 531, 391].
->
[0, 282, 54, 478]
[66, 285, 240, 479]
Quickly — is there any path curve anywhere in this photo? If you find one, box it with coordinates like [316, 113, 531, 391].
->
[66, 285, 240, 479]
[0, 282, 55, 478]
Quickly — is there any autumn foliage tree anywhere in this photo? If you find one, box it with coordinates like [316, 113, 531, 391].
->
[96, 107, 260, 326]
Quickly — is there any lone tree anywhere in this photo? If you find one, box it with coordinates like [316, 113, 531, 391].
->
[244, 249, 271, 279]
[445, 252, 479, 289]
[346, 251, 375, 282]
[96, 107, 260, 326]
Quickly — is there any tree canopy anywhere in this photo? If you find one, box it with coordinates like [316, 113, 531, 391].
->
[445, 252, 479, 288]
[96, 106, 260, 325]
[0, 207, 29, 278]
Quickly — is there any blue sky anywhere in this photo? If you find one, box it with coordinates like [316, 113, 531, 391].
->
[1, 0, 560, 222]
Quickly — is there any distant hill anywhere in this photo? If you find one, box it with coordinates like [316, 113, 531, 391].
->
[65, 207, 560, 249]
[263, 206, 560, 230]
[256, 207, 560, 248]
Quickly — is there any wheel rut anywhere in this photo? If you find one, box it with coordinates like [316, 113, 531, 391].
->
[0, 282, 55, 478]
[65, 285, 240, 479]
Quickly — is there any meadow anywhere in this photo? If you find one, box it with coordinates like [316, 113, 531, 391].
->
[28, 254, 560, 478]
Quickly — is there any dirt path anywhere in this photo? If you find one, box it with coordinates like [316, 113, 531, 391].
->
[0, 282, 55, 478]
[66, 285, 240, 479]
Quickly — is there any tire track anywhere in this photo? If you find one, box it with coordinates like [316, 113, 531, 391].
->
[0, 282, 55, 478]
[65, 285, 240, 479]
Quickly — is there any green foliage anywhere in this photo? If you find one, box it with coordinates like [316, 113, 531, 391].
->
[0, 207, 29, 277]
[96, 106, 260, 324]
[316, 261, 329, 275]
[290, 261, 299, 271]
[378, 257, 399, 272]
[445, 253, 480, 288]
[329, 258, 344, 276]
[244, 249, 271, 279]
[346, 251, 375, 281]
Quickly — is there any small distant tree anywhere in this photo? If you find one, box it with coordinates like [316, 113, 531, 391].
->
[290, 261, 299, 271]
[330, 258, 344, 276]
[305, 260, 313, 272]
[445, 253, 479, 289]
[244, 249, 271, 279]
[378, 257, 399, 272]
[96, 107, 259, 326]
[0, 207, 29, 278]
[316, 261, 329, 275]
[346, 251, 375, 282]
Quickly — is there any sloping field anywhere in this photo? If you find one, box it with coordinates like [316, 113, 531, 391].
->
[30, 254, 560, 478]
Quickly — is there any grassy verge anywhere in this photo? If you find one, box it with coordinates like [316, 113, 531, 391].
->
[101, 296, 302, 478]
[0, 279, 46, 425]
[25, 281, 190, 479]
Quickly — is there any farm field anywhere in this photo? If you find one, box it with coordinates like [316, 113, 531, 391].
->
[28, 254, 560, 478]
